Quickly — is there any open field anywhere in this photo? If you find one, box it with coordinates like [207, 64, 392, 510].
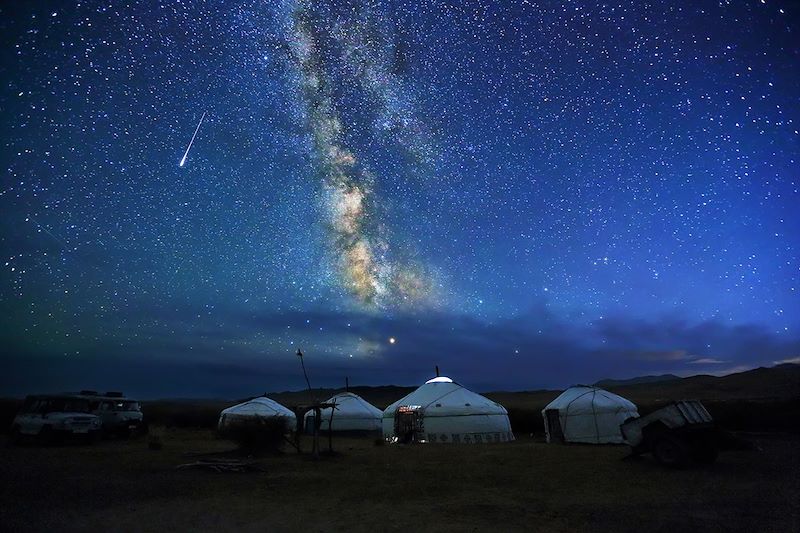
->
[1, 366, 798, 531]
[0, 430, 798, 532]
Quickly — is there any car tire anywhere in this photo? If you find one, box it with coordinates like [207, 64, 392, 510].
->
[39, 425, 55, 445]
[10, 426, 22, 446]
[653, 434, 691, 468]
[691, 441, 719, 464]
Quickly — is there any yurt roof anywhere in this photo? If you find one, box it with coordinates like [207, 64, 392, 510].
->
[543, 386, 636, 415]
[383, 376, 507, 418]
[305, 392, 382, 419]
[221, 396, 295, 418]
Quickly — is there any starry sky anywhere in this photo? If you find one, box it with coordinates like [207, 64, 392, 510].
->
[1, 0, 798, 398]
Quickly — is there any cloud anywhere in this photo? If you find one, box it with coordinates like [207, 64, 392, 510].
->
[2, 302, 799, 398]
[773, 356, 800, 365]
[704, 364, 758, 377]
[688, 358, 727, 365]
[628, 350, 690, 362]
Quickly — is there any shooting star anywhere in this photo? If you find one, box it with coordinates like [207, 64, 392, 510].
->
[27, 215, 72, 252]
[179, 111, 207, 167]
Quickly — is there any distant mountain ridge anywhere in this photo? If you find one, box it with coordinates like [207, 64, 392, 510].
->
[594, 374, 681, 388]
[266, 364, 800, 410]
[601, 363, 800, 403]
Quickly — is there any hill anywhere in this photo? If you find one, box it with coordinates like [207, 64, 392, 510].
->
[594, 374, 680, 388]
[262, 364, 800, 412]
[603, 363, 800, 403]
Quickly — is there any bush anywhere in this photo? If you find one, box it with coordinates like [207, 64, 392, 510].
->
[218, 417, 289, 453]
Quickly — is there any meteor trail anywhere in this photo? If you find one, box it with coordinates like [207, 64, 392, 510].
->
[27, 215, 71, 251]
[179, 111, 206, 167]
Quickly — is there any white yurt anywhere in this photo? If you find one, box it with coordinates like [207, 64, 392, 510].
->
[217, 396, 297, 431]
[382, 376, 514, 444]
[542, 386, 638, 444]
[303, 392, 382, 432]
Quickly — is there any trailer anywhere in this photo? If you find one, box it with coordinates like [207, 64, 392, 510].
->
[621, 400, 719, 467]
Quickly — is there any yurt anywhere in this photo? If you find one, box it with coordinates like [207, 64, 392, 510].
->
[303, 392, 382, 432]
[382, 376, 514, 444]
[542, 386, 638, 444]
[217, 396, 297, 432]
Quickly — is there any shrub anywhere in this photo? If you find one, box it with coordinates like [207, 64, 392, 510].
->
[218, 417, 289, 453]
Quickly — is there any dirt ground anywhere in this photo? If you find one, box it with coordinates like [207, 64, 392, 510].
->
[0, 431, 797, 532]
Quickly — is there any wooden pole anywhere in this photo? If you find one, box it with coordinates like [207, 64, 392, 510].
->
[297, 349, 313, 395]
[293, 407, 303, 453]
[328, 399, 336, 453]
[296, 349, 318, 456]
[312, 406, 320, 459]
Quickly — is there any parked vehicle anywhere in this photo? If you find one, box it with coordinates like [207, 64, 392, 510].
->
[82, 391, 146, 437]
[10, 395, 102, 444]
[621, 400, 719, 467]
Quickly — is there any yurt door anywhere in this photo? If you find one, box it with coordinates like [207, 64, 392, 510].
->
[545, 409, 564, 443]
[395, 406, 423, 443]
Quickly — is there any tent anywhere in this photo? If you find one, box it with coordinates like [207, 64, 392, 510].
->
[303, 392, 382, 432]
[217, 396, 297, 431]
[382, 376, 514, 444]
[542, 386, 638, 444]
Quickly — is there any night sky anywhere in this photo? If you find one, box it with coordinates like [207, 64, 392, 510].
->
[1, 1, 798, 398]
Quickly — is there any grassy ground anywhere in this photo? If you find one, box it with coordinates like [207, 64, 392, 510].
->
[1, 430, 797, 532]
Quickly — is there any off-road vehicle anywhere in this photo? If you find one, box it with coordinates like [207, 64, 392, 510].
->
[83, 391, 146, 437]
[11, 394, 102, 444]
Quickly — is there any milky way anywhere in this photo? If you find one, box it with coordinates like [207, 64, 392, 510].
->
[289, 0, 433, 308]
